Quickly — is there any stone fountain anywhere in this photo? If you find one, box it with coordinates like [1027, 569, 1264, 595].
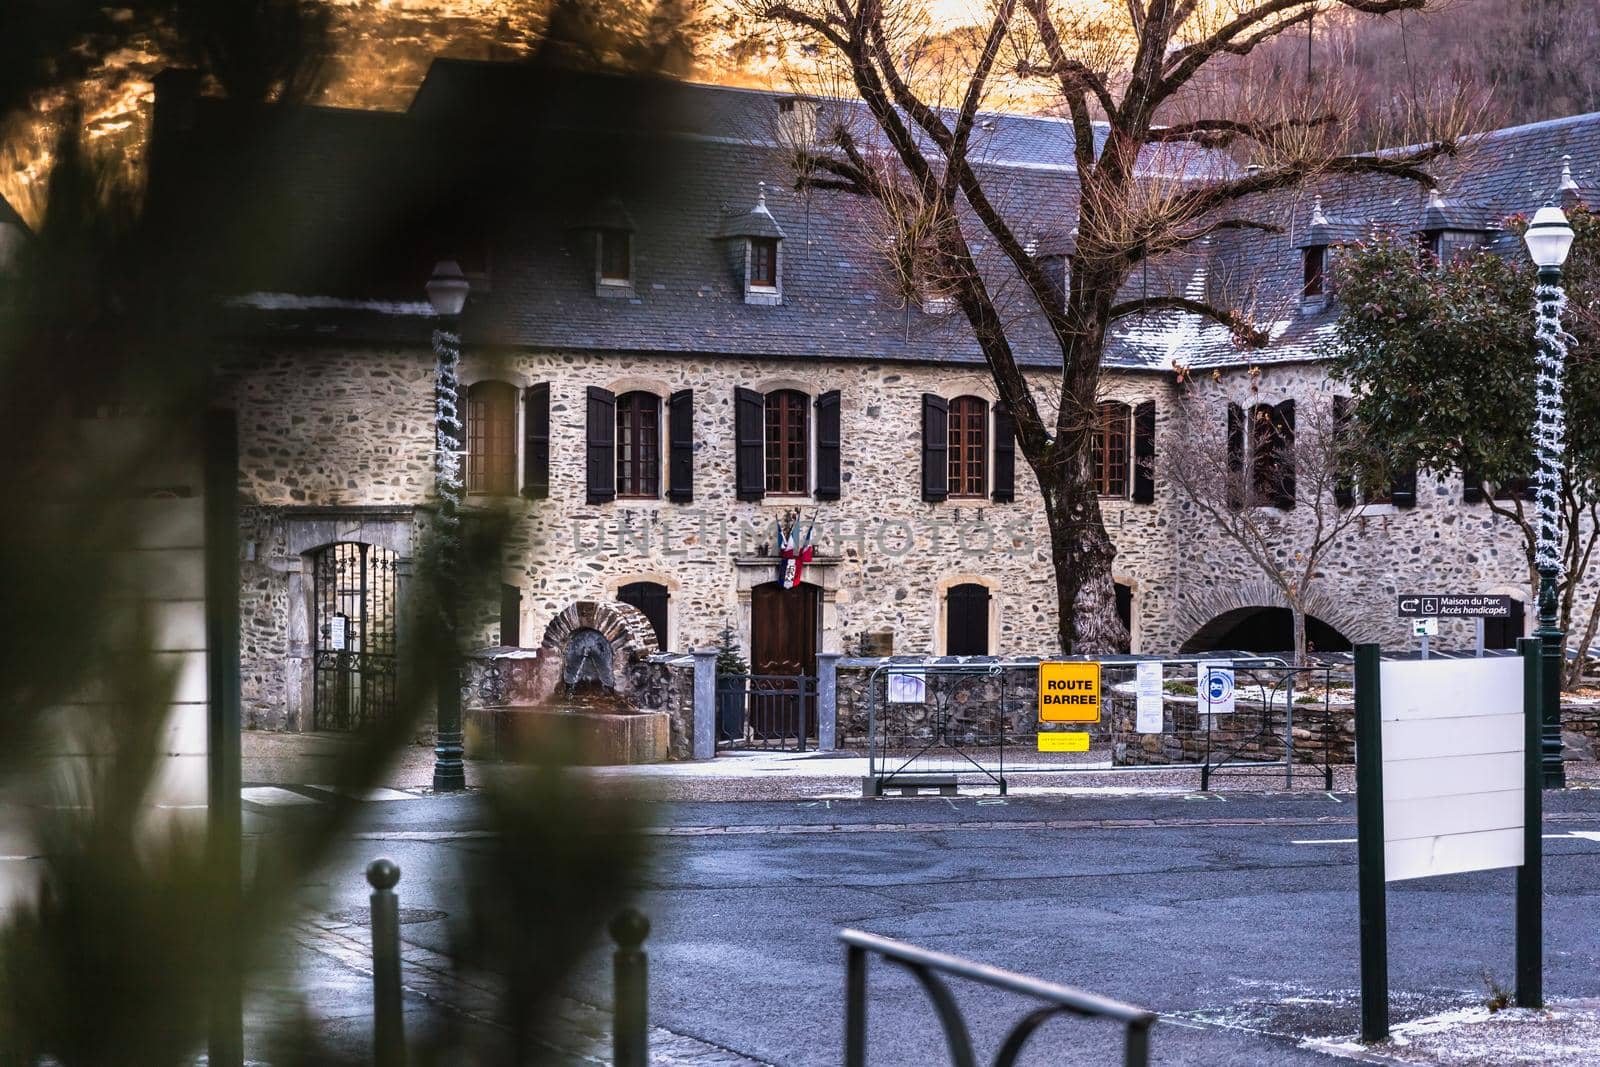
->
[464, 599, 671, 764]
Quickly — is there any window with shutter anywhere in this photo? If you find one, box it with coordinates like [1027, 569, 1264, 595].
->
[1250, 401, 1295, 508]
[667, 390, 693, 503]
[615, 392, 661, 498]
[585, 387, 616, 504]
[523, 383, 549, 500]
[750, 238, 779, 288]
[815, 391, 841, 500]
[466, 380, 517, 496]
[921, 394, 949, 503]
[1092, 401, 1131, 498]
[1131, 400, 1156, 504]
[734, 387, 766, 501]
[947, 396, 988, 498]
[945, 583, 991, 655]
[618, 581, 670, 648]
[764, 389, 809, 495]
[991, 403, 1015, 503]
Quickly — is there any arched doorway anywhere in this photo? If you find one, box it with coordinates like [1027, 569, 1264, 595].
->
[945, 583, 992, 655]
[750, 580, 820, 739]
[617, 580, 670, 649]
[311, 542, 399, 730]
[1181, 606, 1353, 656]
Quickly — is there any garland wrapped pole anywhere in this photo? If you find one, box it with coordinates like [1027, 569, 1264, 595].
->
[1524, 206, 1575, 789]
[427, 262, 470, 792]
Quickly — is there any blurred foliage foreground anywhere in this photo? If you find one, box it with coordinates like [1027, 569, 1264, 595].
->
[0, 3, 668, 1063]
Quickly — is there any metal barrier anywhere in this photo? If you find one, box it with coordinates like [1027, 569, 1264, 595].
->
[842, 929, 1156, 1067]
[716, 673, 815, 751]
[863, 656, 1345, 795]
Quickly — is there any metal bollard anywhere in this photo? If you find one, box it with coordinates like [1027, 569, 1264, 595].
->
[610, 908, 650, 1067]
[367, 858, 406, 1067]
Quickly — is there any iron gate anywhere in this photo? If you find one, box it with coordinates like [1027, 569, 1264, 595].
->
[716, 673, 816, 751]
[312, 542, 398, 731]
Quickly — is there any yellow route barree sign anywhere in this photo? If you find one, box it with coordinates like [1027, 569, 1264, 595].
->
[1038, 661, 1102, 723]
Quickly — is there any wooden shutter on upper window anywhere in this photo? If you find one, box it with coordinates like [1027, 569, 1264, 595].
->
[1331, 395, 1355, 508]
[1226, 403, 1245, 511]
[523, 383, 550, 500]
[1390, 462, 1418, 509]
[585, 386, 616, 504]
[734, 386, 765, 501]
[667, 389, 694, 503]
[991, 403, 1015, 503]
[921, 394, 949, 503]
[1273, 400, 1296, 509]
[1132, 400, 1156, 504]
[815, 390, 841, 501]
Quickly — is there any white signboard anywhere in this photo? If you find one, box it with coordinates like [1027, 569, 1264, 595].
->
[330, 613, 349, 651]
[1198, 661, 1235, 715]
[1135, 662, 1164, 733]
[1411, 617, 1439, 637]
[887, 671, 926, 705]
[1379, 657, 1524, 882]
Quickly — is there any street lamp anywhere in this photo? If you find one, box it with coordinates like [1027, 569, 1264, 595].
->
[1523, 203, 1574, 790]
[427, 260, 469, 792]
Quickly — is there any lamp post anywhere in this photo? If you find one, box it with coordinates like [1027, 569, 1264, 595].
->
[1523, 203, 1575, 790]
[427, 260, 469, 793]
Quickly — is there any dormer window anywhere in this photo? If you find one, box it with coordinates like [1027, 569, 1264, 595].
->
[750, 237, 778, 288]
[1303, 245, 1327, 297]
[713, 182, 786, 306]
[575, 195, 637, 297]
[599, 229, 632, 284]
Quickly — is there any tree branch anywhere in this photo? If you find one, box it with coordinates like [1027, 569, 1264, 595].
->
[1109, 296, 1271, 347]
[1147, 113, 1337, 149]
[1171, 144, 1455, 223]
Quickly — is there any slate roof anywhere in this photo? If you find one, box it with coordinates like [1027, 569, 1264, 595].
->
[189, 59, 1600, 374]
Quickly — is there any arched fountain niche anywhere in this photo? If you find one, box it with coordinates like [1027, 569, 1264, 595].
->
[465, 599, 668, 765]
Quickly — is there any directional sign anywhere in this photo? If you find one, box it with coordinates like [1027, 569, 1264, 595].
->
[1038, 662, 1101, 723]
[1397, 594, 1516, 619]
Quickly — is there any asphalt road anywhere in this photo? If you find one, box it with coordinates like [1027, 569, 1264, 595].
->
[269, 786, 1600, 1065]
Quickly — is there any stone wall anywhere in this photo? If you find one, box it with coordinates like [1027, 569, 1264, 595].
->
[218, 342, 1597, 731]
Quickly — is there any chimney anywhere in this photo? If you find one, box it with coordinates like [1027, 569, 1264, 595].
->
[776, 95, 819, 151]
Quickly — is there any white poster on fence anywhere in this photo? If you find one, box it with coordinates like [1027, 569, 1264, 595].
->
[887, 671, 926, 704]
[1135, 661, 1164, 733]
[1198, 661, 1236, 715]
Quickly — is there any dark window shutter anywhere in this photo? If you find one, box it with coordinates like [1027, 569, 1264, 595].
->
[618, 581, 669, 648]
[1462, 466, 1484, 504]
[734, 386, 765, 501]
[921, 394, 949, 503]
[1391, 462, 1418, 509]
[1226, 403, 1245, 511]
[1132, 400, 1156, 504]
[667, 389, 694, 503]
[522, 383, 550, 499]
[585, 386, 616, 504]
[499, 584, 521, 646]
[1274, 400, 1297, 509]
[1332, 395, 1355, 508]
[946, 583, 990, 655]
[815, 390, 841, 501]
[991, 403, 1016, 503]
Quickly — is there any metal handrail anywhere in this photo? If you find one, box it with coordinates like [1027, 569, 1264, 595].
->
[841, 929, 1156, 1067]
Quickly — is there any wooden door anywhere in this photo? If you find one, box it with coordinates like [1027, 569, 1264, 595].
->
[751, 581, 819, 738]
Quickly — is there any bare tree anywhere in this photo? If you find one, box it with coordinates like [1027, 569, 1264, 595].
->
[750, 0, 1474, 653]
[1165, 381, 1374, 663]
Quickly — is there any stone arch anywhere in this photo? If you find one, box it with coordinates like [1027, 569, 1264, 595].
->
[525, 599, 660, 703]
[1175, 580, 1374, 655]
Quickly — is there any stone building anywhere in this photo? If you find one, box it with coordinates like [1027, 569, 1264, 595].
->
[148, 59, 1598, 731]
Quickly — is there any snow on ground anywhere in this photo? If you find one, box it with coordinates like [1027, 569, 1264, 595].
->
[1304, 1000, 1600, 1064]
